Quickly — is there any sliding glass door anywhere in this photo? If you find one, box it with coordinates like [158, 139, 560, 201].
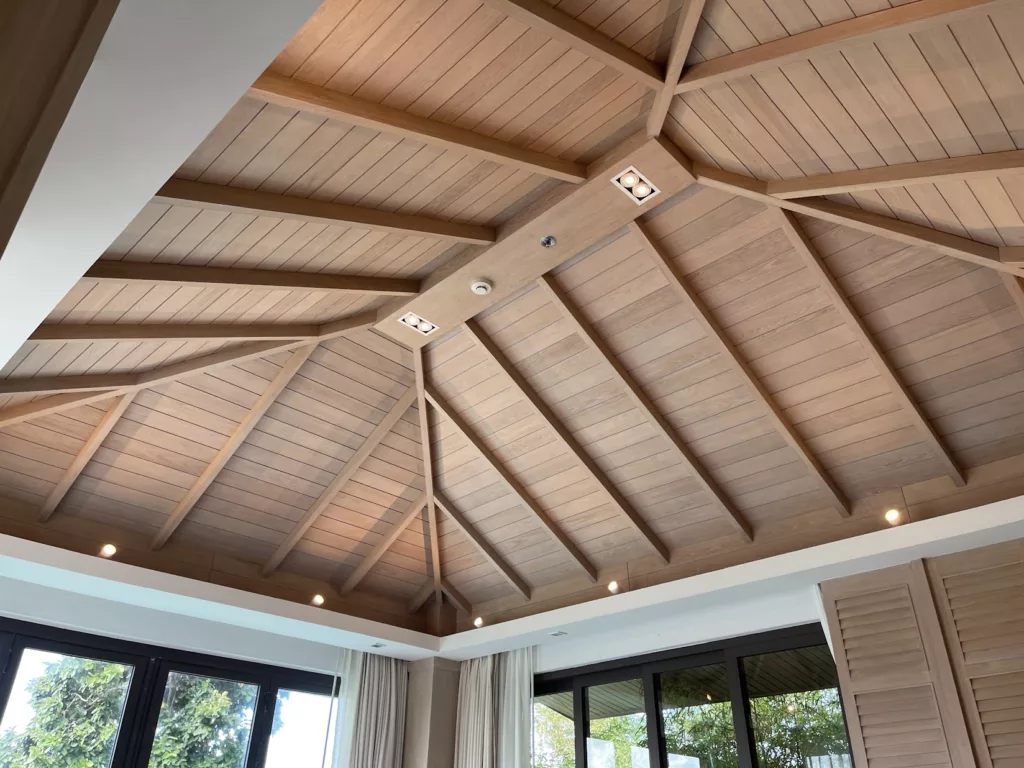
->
[0, 618, 337, 768]
[534, 625, 853, 768]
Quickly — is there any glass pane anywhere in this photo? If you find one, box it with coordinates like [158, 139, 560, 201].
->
[0, 647, 132, 768]
[660, 664, 739, 768]
[264, 688, 336, 768]
[147, 670, 259, 768]
[533, 691, 576, 767]
[587, 679, 648, 768]
[743, 646, 852, 768]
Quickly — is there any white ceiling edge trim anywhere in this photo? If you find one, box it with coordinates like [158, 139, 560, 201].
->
[0, 533, 439, 661]
[0, 0, 320, 367]
[439, 495, 1024, 662]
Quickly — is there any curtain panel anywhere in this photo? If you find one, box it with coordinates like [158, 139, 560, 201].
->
[349, 653, 410, 768]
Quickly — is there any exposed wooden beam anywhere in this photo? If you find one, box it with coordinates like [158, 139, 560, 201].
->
[676, 0, 1006, 93]
[86, 260, 420, 296]
[646, 0, 709, 137]
[999, 248, 1024, 269]
[776, 210, 966, 487]
[1000, 272, 1024, 318]
[414, 349, 442, 604]
[0, 312, 376, 404]
[262, 386, 418, 575]
[481, 0, 664, 90]
[38, 391, 137, 523]
[156, 178, 494, 245]
[424, 382, 599, 581]
[375, 135, 695, 348]
[337, 492, 427, 595]
[30, 323, 319, 344]
[539, 274, 753, 541]
[694, 165, 1024, 276]
[435, 489, 532, 600]
[250, 72, 586, 184]
[408, 580, 435, 614]
[630, 220, 851, 517]
[461, 320, 672, 563]
[151, 344, 318, 549]
[768, 149, 1024, 199]
[440, 578, 472, 615]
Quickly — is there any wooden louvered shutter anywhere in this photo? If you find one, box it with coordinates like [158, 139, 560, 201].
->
[928, 540, 1024, 768]
[820, 561, 976, 768]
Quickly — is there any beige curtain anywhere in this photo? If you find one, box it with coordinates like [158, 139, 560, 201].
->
[454, 655, 497, 768]
[349, 654, 409, 768]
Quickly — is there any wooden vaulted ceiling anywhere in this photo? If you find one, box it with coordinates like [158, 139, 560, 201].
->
[3, 0, 1024, 633]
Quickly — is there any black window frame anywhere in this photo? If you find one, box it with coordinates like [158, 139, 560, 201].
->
[0, 617, 336, 768]
[534, 623, 853, 768]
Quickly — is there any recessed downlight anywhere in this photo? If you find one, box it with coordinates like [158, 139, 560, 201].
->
[473, 616, 484, 628]
[612, 166, 660, 205]
[608, 580, 619, 594]
[99, 544, 117, 558]
[399, 311, 438, 336]
[311, 594, 325, 606]
[885, 508, 901, 525]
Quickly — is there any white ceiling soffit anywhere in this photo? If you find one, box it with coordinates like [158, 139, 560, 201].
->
[439, 495, 1024, 664]
[0, 533, 440, 662]
[0, 0, 321, 368]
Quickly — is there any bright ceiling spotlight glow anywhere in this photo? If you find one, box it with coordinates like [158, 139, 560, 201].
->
[311, 594, 325, 607]
[706, 693, 713, 702]
[473, 616, 484, 628]
[417, 320, 433, 332]
[612, 166, 660, 205]
[399, 311, 438, 336]
[99, 543, 117, 558]
[633, 183, 652, 198]
[607, 580, 619, 594]
[885, 508, 901, 525]
[619, 173, 639, 187]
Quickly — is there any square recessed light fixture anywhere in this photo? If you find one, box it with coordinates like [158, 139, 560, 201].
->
[612, 166, 660, 206]
[399, 311, 438, 336]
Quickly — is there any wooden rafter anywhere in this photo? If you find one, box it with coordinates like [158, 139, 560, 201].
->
[414, 349, 442, 604]
[461, 320, 672, 563]
[38, 392, 137, 523]
[407, 576, 471, 614]
[435, 489, 532, 600]
[694, 165, 1024, 277]
[776, 210, 966, 487]
[423, 382, 599, 581]
[630, 220, 851, 517]
[0, 313, 376, 404]
[338, 492, 427, 595]
[440, 578, 471, 614]
[262, 386, 418, 575]
[250, 73, 586, 184]
[646, 0, 709, 138]
[155, 178, 494, 245]
[481, 0, 664, 90]
[151, 344, 318, 549]
[675, 0, 1005, 93]
[86, 261, 420, 296]
[768, 149, 1024, 199]
[30, 323, 319, 344]
[408, 580, 435, 613]
[1001, 273, 1024, 317]
[540, 274, 753, 541]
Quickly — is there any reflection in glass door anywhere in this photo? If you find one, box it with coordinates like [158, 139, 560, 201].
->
[586, 678, 649, 768]
[146, 670, 259, 768]
[0, 647, 133, 768]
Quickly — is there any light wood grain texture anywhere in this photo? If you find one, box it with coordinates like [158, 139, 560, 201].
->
[539, 273, 753, 541]
[262, 385, 418, 575]
[338, 491, 427, 595]
[86, 261, 420, 296]
[769, 150, 1024, 199]
[38, 391, 137, 523]
[695, 165, 1021, 275]
[1000, 273, 1024, 319]
[424, 381, 599, 581]
[461, 318, 672, 561]
[408, 579, 434, 614]
[480, 0, 664, 89]
[415, 348, 442, 604]
[155, 177, 494, 244]
[647, 0, 709, 138]
[820, 562, 977, 768]
[151, 344, 318, 549]
[631, 219, 850, 516]
[677, 0, 1008, 93]
[30, 324, 319, 343]
[777, 210, 965, 486]
[435, 489, 531, 600]
[249, 72, 586, 184]
[376, 135, 696, 348]
[441, 577, 472, 615]
[0, 0, 119, 257]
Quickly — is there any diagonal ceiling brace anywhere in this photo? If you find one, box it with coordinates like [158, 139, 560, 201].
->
[337, 491, 427, 595]
[414, 348, 443, 604]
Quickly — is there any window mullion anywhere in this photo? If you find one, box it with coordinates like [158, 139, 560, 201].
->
[574, 680, 588, 767]
[642, 668, 665, 768]
[726, 650, 759, 768]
